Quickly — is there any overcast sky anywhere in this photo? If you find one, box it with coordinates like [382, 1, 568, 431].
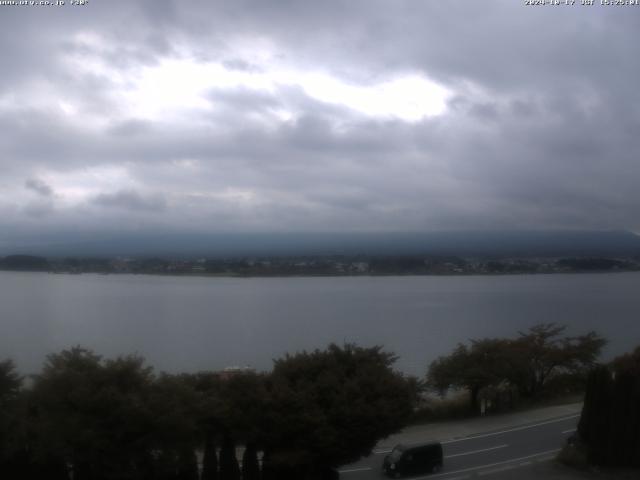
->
[1, 0, 639, 244]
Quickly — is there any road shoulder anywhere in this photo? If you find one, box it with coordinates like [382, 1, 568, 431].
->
[483, 460, 639, 480]
[377, 403, 583, 450]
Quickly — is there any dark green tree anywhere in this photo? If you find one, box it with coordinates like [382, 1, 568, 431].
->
[201, 432, 218, 480]
[217, 372, 269, 445]
[0, 359, 26, 479]
[578, 346, 640, 467]
[427, 324, 606, 413]
[577, 365, 612, 465]
[510, 324, 606, 398]
[611, 345, 640, 375]
[262, 343, 414, 478]
[0, 359, 21, 398]
[260, 451, 275, 480]
[148, 374, 202, 479]
[196, 371, 267, 480]
[427, 339, 512, 413]
[30, 347, 157, 480]
[190, 372, 223, 480]
[155, 449, 179, 480]
[176, 447, 199, 480]
[219, 435, 240, 480]
[241, 442, 260, 480]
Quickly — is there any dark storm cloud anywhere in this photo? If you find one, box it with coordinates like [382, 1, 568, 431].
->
[25, 178, 53, 197]
[0, 0, 639, 239]
[92, 190, 167, 213]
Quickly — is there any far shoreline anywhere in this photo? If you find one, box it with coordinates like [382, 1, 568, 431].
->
[1, 268, 639, 280]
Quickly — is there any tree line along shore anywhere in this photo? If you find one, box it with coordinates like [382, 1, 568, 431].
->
[1, 254, 640, 277]
[0, 324, 638, 479]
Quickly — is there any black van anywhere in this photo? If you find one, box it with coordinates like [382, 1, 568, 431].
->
[382, 443, 443, 477]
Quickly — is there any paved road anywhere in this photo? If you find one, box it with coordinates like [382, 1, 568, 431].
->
[339, 413, 579, 479]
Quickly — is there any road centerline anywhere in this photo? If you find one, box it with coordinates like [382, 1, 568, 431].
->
[409, 448, 561, 480]
[338, 466, 372, 473]
[373, 449, 392, 455]
[441, 414, 579, 444]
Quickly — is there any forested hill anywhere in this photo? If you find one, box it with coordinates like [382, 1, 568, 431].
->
[0, 255, 49, 271]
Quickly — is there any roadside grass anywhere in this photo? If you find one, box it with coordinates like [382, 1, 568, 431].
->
[549, 461, 640, 480]
[557, 439, 589, 470]
[489, 460, 640, 480]
[409, 392, 584, 426]
[409, 392, 475, 424]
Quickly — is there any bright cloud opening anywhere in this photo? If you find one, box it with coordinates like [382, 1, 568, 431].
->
[103, 56, 450, 122]
[299, 73, 449, 120]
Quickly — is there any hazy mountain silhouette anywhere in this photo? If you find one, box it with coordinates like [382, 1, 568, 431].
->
[2, 230, 639, 258]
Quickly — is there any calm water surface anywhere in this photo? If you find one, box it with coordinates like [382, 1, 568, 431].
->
[1, 271, 638, 375]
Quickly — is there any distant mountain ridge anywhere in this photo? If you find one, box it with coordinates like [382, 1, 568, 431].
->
[1, 230, 639, 259]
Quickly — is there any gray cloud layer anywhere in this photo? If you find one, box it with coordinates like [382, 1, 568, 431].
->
[92, 190, 167, 213]
[25, 178, 54, 197]
[1, 1, 639, 240]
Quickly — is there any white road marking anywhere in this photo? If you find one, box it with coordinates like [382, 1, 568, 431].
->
[441, 414, 579, 444]
[337, 466, 372, 474]
[348, 416, 574, 475]
[410, 448, 561, 479]
[375, 415, 577, 455]
[445, 444, 508, 458]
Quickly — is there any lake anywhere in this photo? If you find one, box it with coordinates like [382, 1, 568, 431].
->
[1, 271, 638, 376]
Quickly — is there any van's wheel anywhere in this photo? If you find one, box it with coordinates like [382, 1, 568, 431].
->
[431, 464, 442, 474]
